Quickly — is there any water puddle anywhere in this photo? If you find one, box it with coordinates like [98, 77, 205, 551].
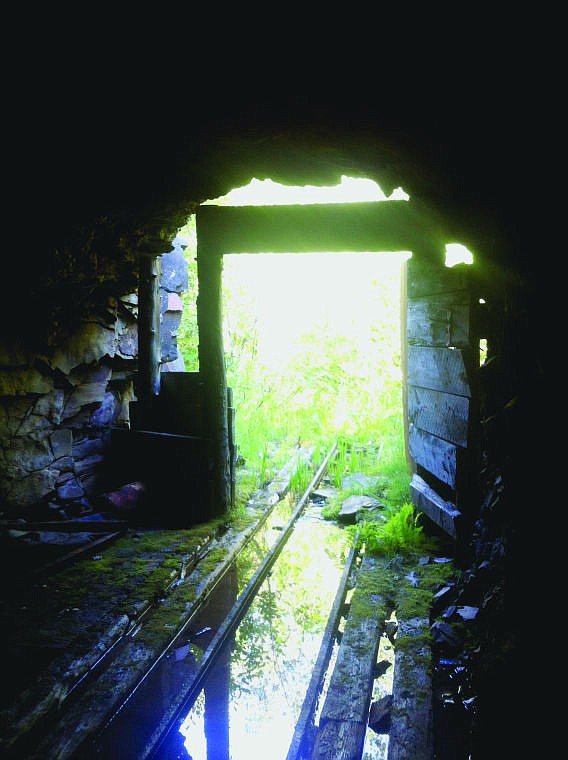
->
[87, 495, 350, 760]
[154, 501, 349, 759]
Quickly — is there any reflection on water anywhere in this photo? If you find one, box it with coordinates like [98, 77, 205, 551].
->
[362, 627, 395, 760]
[175, 503, 348, 760]
[86, 498, 296, 760]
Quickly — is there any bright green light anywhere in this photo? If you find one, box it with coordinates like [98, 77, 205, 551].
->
[208, 176, 409, 206]
[445, 243, 474, 267]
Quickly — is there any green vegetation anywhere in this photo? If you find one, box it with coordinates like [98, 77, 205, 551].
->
[175, 212, 422, 554]
[289, 457, 314, 497]
[176, 217, 199, 371]
[346, 502, 430, 557]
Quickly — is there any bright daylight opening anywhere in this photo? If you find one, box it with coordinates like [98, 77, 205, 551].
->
[445, 242, 474, 267]
[207, 175, 410, 205]
[182, 176, 413, 468]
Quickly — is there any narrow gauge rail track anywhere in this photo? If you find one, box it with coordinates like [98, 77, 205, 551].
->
[0, 526, 220, 760]
[3, 440, 455, 760]
[81, 442, 340, 759]
[1, 442, 341, 760]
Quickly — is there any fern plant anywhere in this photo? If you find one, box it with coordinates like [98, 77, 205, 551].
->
[347, 503, 428, 556]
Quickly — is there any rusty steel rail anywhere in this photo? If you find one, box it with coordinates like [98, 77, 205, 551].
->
[141, 442, 339, 759]
[56, 442, 339, 760]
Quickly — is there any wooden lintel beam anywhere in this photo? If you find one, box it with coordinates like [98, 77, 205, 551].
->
[196, 201, 441, 256]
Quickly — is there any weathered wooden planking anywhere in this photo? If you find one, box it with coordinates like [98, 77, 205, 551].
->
[196, 201, 438, 255]
[408, 424, 462, 489]
[407, 386, 469, 448]
[311, 554, 386, 760]
[388, 617, 434, 760]
[407, 290, 472, 348]
[197, 249, 231, 515]
[286, 544, 359, 760]
[406, 255, 470, 298]
[310, 719, 368, 760]
[409, 473, 461, 538]
[407, 345, 472, 397]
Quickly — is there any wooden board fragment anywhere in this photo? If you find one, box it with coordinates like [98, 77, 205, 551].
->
[286, 544, 359, 760]
[0, 520, 128, 533]
[409, 473, 460, 538]
[408, 425, 461, 489]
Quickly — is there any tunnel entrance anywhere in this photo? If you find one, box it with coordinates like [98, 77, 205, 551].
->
[124, 175, 483, 559]
[190, 180, 481, 555]
[187, 177, 415, 523]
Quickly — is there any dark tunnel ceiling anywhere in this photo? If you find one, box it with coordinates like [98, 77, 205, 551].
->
[11, 93, 526, 278]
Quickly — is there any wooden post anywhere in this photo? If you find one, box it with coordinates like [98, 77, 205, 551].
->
[401, 256, 413, 475]
[194, 201, 443, 521]
[197, 251, 230, 516]
[136, 254, 161, 428]
[227, 386, 236, 509]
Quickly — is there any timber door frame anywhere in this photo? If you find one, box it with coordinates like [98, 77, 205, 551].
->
[195, 200, 479, 543]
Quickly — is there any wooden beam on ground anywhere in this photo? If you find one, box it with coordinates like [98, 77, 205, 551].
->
[311, 554, 387, 760]
[286, 543, 360, 760]
[25, 531, 125, 580]
[388, 617, 434, 760]
[409, 473, 461, 538]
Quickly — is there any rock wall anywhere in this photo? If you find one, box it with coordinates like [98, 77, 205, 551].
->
[159, 237, 189, 369]
[0, 238, 189, 516]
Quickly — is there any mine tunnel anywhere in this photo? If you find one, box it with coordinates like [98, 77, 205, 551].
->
[114, 194, 485, 548]
[0, 98, 539, 759]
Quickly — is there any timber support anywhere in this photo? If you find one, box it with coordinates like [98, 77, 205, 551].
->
[136, 254, 162, 427]
[197, 249, 231, 516]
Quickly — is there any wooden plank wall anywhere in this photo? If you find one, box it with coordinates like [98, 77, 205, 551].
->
[405, 255, 479, 548]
